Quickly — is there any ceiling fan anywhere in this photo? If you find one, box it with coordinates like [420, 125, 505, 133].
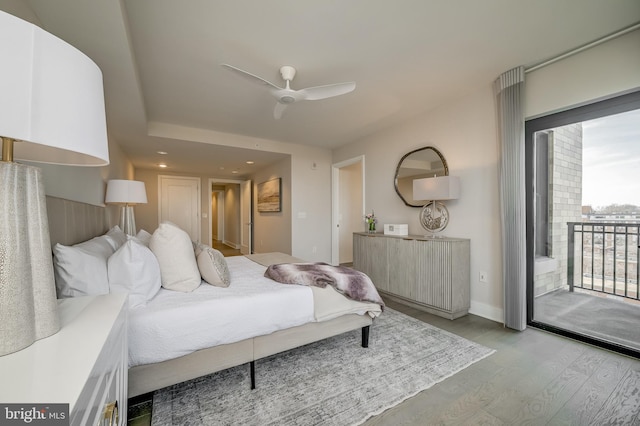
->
[221, 63, 356, 119]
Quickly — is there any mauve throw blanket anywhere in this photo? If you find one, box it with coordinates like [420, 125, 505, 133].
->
[264, 263, 385, 310]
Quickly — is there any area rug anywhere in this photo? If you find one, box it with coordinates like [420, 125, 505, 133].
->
[151, 308, 495, 426]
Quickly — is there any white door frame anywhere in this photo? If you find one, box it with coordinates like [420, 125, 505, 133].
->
[158, 175, 201, 242]
[331, 155, 365, 265]
[208, 178, 251, 252]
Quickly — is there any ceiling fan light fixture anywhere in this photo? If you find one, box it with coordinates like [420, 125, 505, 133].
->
[279, 95, 296, 104]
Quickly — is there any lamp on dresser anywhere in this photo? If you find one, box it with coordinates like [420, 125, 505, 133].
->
[105, 179, 148, 236]
[0, 11, 109, 356]
[413, 175, 460, 236]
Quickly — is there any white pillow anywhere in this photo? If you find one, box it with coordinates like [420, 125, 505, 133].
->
[105, 225, 128, 250]
[135, 229, 153, 247]
[196, 244, 231, 287]
[149, 222, 201, 292]
[53, 235, 115, 298]
[108, 239, 161, 308]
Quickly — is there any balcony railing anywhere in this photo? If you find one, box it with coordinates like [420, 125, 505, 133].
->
[567, 222, 639, 300]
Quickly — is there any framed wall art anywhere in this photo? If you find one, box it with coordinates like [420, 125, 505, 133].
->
[257, 178, 281, 212]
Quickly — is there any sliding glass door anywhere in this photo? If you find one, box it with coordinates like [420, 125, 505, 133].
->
[526, 91, 640, 357]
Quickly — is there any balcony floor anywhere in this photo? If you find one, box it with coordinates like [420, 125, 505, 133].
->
[534, 289, 640, 353]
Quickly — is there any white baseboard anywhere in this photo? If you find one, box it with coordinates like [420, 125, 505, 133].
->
[223, 240, 240, 249]
[469, 300, 504, 324]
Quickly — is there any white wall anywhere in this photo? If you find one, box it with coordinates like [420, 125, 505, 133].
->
[333, 28, 640, 323]
[334, 86, 504, 322]
[0, 0, 40, 25]
[149, 123, 333, 262]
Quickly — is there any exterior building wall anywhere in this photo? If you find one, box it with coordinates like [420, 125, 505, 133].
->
[534, 123, 583, 296]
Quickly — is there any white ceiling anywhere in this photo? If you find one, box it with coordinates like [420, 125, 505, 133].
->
[18, 0, 640, 177]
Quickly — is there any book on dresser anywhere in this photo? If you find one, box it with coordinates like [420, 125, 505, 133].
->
[353, 232, 470, 319]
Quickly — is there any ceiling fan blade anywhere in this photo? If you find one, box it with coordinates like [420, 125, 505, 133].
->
[221, 63, 282, 90]
[273, 102, 288, 119]
[300, 82, 356, 101]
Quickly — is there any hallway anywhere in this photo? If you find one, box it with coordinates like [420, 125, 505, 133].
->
[212, 239, 242, 257]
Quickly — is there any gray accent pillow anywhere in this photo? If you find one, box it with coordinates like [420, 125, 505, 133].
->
[196, 245, 231, 287]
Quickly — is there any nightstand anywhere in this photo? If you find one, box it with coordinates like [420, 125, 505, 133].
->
[0, 293, 128, 426]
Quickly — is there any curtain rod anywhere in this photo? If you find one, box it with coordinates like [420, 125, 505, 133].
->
[525, 22, 640, 73]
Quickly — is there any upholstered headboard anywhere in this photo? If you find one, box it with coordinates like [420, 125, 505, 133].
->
[46, 196, 118, 247]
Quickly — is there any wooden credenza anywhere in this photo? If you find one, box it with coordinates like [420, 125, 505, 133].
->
[0, 293, 128, 426]
[354, 232, 470, 319]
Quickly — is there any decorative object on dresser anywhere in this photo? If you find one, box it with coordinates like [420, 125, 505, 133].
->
[0, 293, 128, 426]
[105, 180, 148, 236]
[0, 11, 108, 356]
[384, 223, 408, 236]
[364, 210, 377, 233]
[394, 146, 449, 207]
[413, 175, 460, 235]
[354, 232, 470, 319]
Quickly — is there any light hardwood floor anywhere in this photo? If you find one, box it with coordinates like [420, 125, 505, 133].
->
[212, 240, 242, 257]
[129, 298, 640, 425]
[364, 299, 640, 425]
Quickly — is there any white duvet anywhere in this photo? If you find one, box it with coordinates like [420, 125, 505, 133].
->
[128, 256, 314, 367]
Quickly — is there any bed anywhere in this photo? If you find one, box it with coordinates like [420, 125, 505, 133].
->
[46, 196, 383, 398]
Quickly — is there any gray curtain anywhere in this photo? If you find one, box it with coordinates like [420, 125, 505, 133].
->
[494, 67, 526, 331]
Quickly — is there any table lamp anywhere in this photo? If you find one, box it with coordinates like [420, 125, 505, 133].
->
[105, 180, 148, 236]
[0, 11, 109, 356]
[413, 176, 460, 236]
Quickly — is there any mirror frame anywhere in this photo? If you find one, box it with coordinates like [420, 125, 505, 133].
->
[394, 146, 449, 207]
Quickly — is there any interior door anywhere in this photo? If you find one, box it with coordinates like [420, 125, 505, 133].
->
[240, 179, 252, 254]
[332, 156, 365, 265]
[159, 176, 200, 242]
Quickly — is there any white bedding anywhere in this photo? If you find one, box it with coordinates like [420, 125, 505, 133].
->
[128, 256, 314, 367]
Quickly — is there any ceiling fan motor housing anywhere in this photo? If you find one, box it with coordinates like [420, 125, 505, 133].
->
[280, 65, 296, 82]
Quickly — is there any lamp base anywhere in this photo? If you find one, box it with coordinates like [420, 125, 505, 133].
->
[119, 205, 137, 236]
[0, 162, 60, 356]
[419, 201, 450, 235]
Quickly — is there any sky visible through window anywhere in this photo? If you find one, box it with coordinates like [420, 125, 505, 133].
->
[582, 108, 640, 208]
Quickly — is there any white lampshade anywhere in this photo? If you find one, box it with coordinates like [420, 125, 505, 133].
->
[0, 10, 108, 165]
[105, 180, 148, 204]
[413, 176, 460, 201]
[0, 11, 109, 356]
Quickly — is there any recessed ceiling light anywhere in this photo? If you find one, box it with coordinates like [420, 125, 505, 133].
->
[158, 163, 168, 168]
[246, 161, 255, 165]
[157, 151, 168, 155]
[219, 167, 225, 170]
[231, 170, 239, 174]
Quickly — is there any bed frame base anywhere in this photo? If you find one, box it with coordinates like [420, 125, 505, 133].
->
[129, 314, 374, 397]
[249, 325, 371, 390]
[250, 361, 256, 390]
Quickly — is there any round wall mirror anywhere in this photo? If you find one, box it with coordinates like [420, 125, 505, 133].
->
[394, 146, 449, 207]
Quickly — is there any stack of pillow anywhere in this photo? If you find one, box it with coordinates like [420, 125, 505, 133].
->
[52, 221, 230, 308]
